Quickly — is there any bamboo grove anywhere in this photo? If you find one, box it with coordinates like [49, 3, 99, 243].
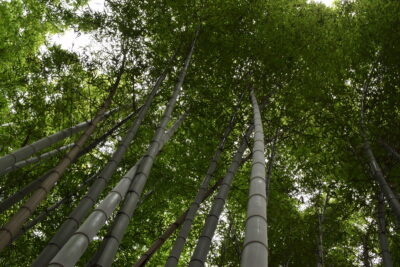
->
[0, 0, 400, 266]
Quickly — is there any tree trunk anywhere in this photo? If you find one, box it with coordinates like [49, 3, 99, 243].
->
[189, 125, 253, 267]
[360, 84, 400, 226]
[363, 141, 400, 225]
[241, 89, 268, 267]
[362, 234, 371, 267]
[31, 51, 171, 266]
[376, 191, 393, 267]
[316, 192, 330, 267]
[0, 106, 135, 214]
[165, 92, 243, 266]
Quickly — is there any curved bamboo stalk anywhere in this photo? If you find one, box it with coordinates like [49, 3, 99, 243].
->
[0, 58, 125, 251]
[189, 126, 252, 267]
[0, 107, 118, 172]
[241, 89, 268, 267]
[0, 105, 136, 214]
[50, 113, 186, 267]
[88, 33, 198, 267]
[31, 54, 171, 267]
[165, 92, 244, 266]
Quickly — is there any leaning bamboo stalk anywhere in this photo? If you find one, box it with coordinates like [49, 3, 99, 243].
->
[10, 172, 98, 243]
[49, 163, 139, 267]
[88, 34, 198, 267]
[88, 113, 189, 267]
[0, 107, 118, 172]
[360, 81, 400, 226]
[0, 106, 136, 214]
[0, 57, 125, 252]
[50, 113, 186, 267]
[241, 89, 268, 267]
[0, 144, 74, 176]
[133, 155, 250, 267]
[189, 126, 253, 267]
[165, 92, 244, 266]
[32, 54, 171, 267]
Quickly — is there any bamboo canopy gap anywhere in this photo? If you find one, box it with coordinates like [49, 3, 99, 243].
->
[2, 0, 400, 266]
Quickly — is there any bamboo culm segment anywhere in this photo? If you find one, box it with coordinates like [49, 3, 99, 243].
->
[0, 110, 133, 214]
[241, 89, 268, 267]
[188, 126, 253, 267]
[88, 33, 198, 267]
[31, 55, 169, 267]
[0, 107, 117, 172]
[165, 92, 244, 267]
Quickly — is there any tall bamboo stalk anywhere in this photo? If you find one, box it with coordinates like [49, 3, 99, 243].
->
[189, 126, 253, 267]
[165, 92, 244, 267]
[0, 58, 126, 251]
[241, 89, 268, 267]
[360, 81, 400, 226]
[88, 34, 198, 265]
[316, 192, 330, 267]
[376, 191, 393, 267]
[31, 54, 171, 266]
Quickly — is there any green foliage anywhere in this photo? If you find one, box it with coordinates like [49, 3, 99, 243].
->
[1, 0, 400, 266]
